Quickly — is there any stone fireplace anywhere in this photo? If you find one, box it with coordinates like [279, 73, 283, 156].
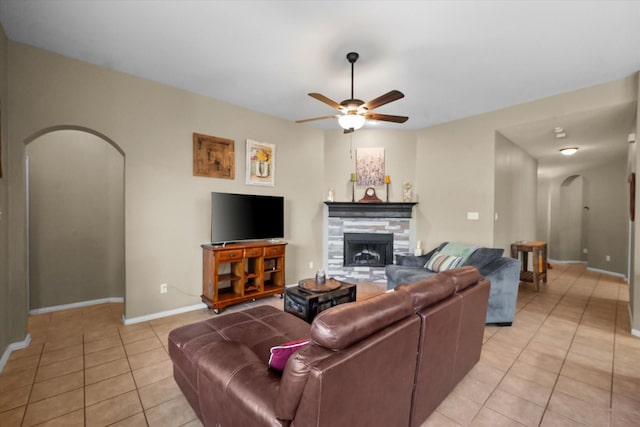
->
[324, 202, 417, 283]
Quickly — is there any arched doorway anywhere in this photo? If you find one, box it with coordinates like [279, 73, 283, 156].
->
[554, 174, 587, 262]
[25, 127, 125, 311]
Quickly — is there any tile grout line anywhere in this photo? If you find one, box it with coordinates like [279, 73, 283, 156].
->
[121, 321, 152, 427]
[20, 331, 46, 426]
[541, 270, 599, 424]
[486, 265, 597, 427]
[609, 279, 622, 426]
[467, 264, 579, 427]
[514, 265, 586, 427]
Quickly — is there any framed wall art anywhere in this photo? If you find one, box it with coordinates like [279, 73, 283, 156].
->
[193, 133, 235, 179]
[246, 139, 275, 187]
[356, 147, 385, 186]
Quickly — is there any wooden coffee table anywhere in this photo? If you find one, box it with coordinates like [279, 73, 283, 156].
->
[284, 279, 356, 323]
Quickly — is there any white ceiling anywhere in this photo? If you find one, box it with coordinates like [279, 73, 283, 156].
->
[1, 0, 639, 170]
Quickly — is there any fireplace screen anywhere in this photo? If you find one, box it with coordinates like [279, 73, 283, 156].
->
[343, 233, 393, 267]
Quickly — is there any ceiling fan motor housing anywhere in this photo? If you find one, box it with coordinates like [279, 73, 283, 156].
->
[340, 98, 366, 113]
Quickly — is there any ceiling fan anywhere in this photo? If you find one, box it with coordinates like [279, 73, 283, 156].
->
[296, 52, 408, 133]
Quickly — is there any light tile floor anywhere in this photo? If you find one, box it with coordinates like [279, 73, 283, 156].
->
[0, 264, 638, 426]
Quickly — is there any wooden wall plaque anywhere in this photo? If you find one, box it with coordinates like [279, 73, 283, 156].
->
[193, 133, 235, 179]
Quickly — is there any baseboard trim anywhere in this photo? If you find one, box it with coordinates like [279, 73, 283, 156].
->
[547, 259, 587, 264]
[29, 297, 124, 315]
[632, 328, 640, 338]
[0, 334, 32, 374]
[547, 259, 626, 280]
[586, 267, 626, 280]
[121, 303, 207, 325]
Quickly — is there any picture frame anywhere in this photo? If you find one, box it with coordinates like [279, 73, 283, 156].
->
[246, 139, 275, 187]
[356, 147, 385, 186]
[193, 133, 235, 179]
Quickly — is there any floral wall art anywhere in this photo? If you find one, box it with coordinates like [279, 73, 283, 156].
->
[246, 139, 275, 187]
[356, 147, 385, 186]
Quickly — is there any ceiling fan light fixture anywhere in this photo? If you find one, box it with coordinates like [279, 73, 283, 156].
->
[338, 113, 365, 131]
[559, 147, 578, 156]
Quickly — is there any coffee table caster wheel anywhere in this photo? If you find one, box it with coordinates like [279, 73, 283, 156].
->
[278, 294, 283, 299]
[214, 308, 222, 315]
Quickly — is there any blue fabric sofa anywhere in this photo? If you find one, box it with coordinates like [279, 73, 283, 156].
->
[385, 242, 521, 325]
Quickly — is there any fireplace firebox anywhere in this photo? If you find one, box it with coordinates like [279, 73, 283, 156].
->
[343, 233, 393, 267]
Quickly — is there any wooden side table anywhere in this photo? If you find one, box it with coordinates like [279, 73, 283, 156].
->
[510, 241, 547, 291]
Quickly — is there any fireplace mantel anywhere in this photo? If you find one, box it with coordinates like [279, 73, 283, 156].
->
[324, 202, 418, 218]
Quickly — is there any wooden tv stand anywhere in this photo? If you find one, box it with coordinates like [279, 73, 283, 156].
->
[201, 241, 286, 313]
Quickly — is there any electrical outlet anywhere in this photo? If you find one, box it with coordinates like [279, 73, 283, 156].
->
[605, 255, 611, 262]
[583, 248, 588, 254]
[467, 212, 479, 220]
[309, 261, 314, 269]
[160, 283, 168, 294]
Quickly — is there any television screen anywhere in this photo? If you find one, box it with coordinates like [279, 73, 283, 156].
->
[211, 192, 284, 243]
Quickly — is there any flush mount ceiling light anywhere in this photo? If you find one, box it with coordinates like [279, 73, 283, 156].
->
[559, 147, 578, 156]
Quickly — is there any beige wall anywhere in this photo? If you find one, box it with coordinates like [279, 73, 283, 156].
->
[414, 76, 637, 256]
[538, 156, 630, 275]
[494, 132, 538, 253]
[7, 42, 325, 319]
[27, 130, 125, 309]
[0, 22, 21, 358]
[416, 117, 496, 249]
[323, 129, 417, 203]
[633, 81, 640, 332]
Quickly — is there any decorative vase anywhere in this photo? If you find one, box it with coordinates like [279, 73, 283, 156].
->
[257, 161, 269, 177]
[402, 188, 412, 202]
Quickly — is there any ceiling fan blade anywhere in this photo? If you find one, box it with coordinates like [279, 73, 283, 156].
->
[364, 90, 405, 111]
[308, 93, 343, 111]
[296, 115, 339, 124]
[365, 113, 409, 123]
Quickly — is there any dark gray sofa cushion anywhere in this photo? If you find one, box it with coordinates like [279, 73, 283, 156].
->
[395, 242, 446, 268]
[462, 247, 504, 271]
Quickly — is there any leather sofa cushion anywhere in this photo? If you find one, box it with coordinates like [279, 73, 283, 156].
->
[168, 305, 310, 392]
[311, 289, 413, 350]
[441, 266, 483, 292]
[395, 273, 456, 311]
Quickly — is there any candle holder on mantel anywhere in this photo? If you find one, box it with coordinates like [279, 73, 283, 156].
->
[385, 175, 391, 202]
[350, 173, 356, 202]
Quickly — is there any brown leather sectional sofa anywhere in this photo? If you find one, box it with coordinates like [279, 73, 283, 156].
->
[168, 266, 489, 427]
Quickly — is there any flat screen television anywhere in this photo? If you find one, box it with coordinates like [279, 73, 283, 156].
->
[211, 192, 284, 244]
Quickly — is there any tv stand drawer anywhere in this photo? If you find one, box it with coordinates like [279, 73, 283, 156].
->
[265, 246, 284, 257]
[216, 250, 243, 261]
[245, 248, 263, 257]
